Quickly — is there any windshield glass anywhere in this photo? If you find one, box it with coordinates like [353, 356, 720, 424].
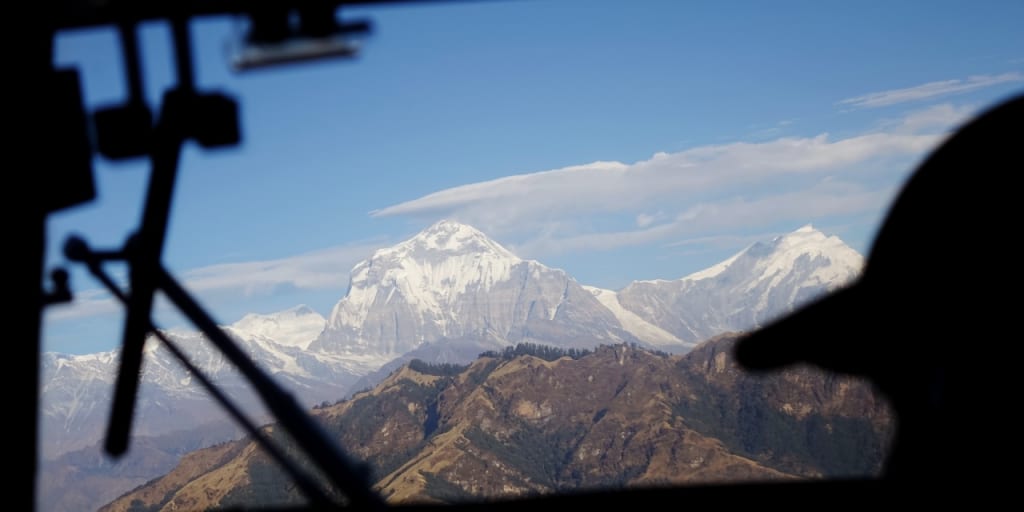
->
[38, 1, 1023, 510]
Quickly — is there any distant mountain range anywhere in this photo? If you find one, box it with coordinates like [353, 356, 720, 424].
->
[39, 221, 862, 512]
[99, 336, 893, 510]
[609, 224, 862, 344]
[40, 305, 373, 459]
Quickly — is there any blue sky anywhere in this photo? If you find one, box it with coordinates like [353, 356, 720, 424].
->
[44, 0, 1023, 354]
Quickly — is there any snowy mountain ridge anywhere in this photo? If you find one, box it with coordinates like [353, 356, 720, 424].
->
[42, 220, 862, 460]
[615, 224, 863, 344]
[313, 219, 633, 358]
[228, 304, 327, 349]
[40, 314, 374, 459]
[325, 220, 524, 334]
[583, 286, 686, 348]
[740, 224, 862, 292]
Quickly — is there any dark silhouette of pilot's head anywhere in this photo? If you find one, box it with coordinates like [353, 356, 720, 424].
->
[736, 94, 1023, 484]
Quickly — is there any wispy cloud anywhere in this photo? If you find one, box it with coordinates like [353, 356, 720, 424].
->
[894, 103, 978, 133]
[838, 72, 1022, 109]
[179, 243, 382, 295]
[635, 212, 663, 228]
[747, 118, 798, 140]
[46, 288, 120, 320]
[666, 231, 790, 249]
[47, 241, 384, 321]
[372, 133, 937, 223]
[372, 133, 939, 239]
[510, 181, 895, 257]
[46, 101, 975, 324]
[372, 104, 961, 260]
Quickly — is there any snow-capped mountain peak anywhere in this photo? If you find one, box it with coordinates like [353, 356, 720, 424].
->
[312, 221, 631, 357]
[680, 225, 862, 289]
[322, 221, 526, 339]
[617, 225, 863, 344]
[744, 225, 863, 291]
[378, 219, 520, 261]
[228, 304, 326, 349]
[41, 221, 868, 466]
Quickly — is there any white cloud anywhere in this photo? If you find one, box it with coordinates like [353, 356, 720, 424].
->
[665, 232, 782, 249]
[635, 213, 660, 228]
[372, 131, 938, 235]
[44, 101, 974, 325]
[747, 118, 798, 139]
[46, 288, 120, 320]
[47, 241, 384, 321]
[838, 72, 1022, 109]
[179, 242, 381, 296]
[511, 181, 895, 257]
[372, 104, 961, 260]
[896, 103, 978, 133]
